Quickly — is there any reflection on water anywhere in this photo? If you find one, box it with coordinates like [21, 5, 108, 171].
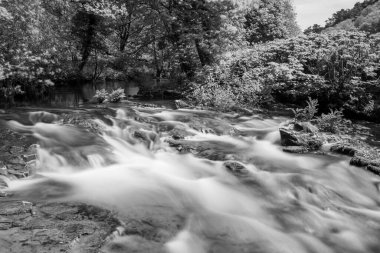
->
[21, 80, 140, 108]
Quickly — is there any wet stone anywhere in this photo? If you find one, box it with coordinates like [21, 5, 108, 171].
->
[0, 176, 9, 189]
[7, 156, 26, 166]
[367, 165, 380, 176]
[280, 129, 304, 146]
[7, 169, 28, 178]
[279, 128, 322, 151]
[24, 161, 38, 176]
[22, 154, 37, 162]
[330, 145, 358, 156]
[26, 144, 39, 154]
[0, 162, 7, 176]
[9, 146, 25, 155]
[224, 161, 250, 177]
[0, 201, 34, 216]
[0, 217, 12, 230]
[350, 156, 370, 167]
[283, 146, 308, 154]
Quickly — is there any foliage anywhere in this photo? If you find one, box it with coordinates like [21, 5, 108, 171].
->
[93, 88, 125, 103]
[93, 89, 108, 103]
[189, 30, 380, 119]
[187, 52, 269, 111]
[304, 24, 324, 35]
[244, 0, 300, 44]
[108, 88, 126, 103]
[291, 97, 319, 121]
[325, 0, 378, 28]
[316, 109, 352, 134]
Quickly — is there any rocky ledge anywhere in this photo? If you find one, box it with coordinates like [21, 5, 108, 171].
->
[280, 121, 380, 175]
[0, 201, 120, 253]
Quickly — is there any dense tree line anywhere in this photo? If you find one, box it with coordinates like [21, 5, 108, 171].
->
[0, 0, 299, 104]
[189, 31, 380, 120]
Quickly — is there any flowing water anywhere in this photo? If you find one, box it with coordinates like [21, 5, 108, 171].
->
[4, 105, 380, 253]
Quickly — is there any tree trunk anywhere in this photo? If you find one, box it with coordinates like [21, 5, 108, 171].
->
[194, 39, 213, 66]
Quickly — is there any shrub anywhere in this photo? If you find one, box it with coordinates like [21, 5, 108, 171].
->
[291, 97, 319, 121]
[190, 82, 237, 111]
[108, 88, 126, 103]
[93, 88, 126, 103]
[316, 109, 349, 133]
[188, 31, 379, 118]
[187, 53, 265, 111]
[93, 89, 109, 103]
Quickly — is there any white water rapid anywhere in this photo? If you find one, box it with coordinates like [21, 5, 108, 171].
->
[5, 106, 380, 253]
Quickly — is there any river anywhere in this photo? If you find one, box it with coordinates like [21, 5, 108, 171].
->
[1, 103, 380, 253]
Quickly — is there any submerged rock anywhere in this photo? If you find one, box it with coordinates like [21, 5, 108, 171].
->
[283, 146, 308, 154]
[223, 161, 250, 177]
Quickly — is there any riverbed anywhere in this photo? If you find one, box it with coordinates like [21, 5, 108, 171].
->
[1, 102, 380, 253]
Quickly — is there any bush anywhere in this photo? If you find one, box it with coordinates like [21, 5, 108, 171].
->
[188, 31, 380, 119]
[187, 52, 267, 111]
[291, 97, 319, 121]
[93, 89, 109, 103]
[108, 88, 126, 103]
[93, 88, 126, 103]
[316, 109, 351, 133]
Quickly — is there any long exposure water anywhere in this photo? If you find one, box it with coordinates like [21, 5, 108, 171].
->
[4, 105, 380, 253]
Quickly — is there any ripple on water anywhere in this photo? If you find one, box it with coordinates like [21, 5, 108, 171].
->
[4, 107, 380, 253]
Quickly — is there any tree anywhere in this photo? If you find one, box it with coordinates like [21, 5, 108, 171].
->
[304, 24, 324, 35]
[244, 0, 300, 44]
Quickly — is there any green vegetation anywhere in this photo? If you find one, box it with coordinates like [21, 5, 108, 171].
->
[189, 30, 380, 121]
[94, 88, 126, 103]
[291, 98, 319, 122]
[305, 0, 380, 34]
[0, 0, 379, 123]
[0, 0, 299, 104]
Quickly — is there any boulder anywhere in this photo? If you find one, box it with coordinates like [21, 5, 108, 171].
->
[350, 156, 370, 167]
[279, 129, 303, 146]
[279, 128, 322, 151]
[330, 145, 358, 156]
[367, 165, 380, 176]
